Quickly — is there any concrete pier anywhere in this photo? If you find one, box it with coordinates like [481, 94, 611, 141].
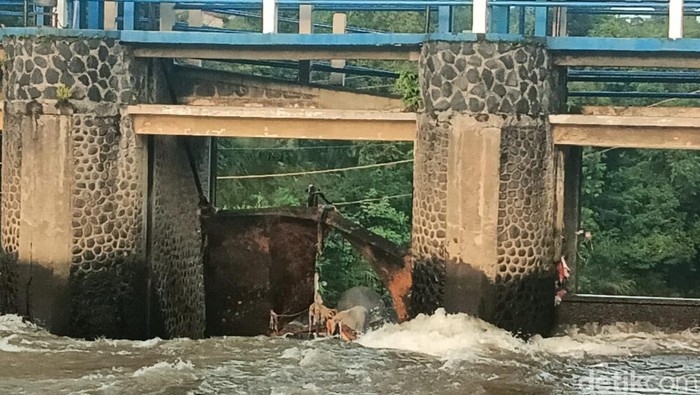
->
[411, 41, 567, 336]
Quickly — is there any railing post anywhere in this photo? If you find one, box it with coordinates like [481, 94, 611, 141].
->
[87, 0, 103, 29]
[262, 0, 278, 33]
[669, 0, 684, 39]
[534, 0, 547, 37]
[491, 5, 510, 34]
[123, 1, 135, 30]
[103, 1, 117, 29]
[330, 13, 346, 85]
[159, 2, 175, 31]
[438, 6, 453, 33]
[70, 0, 79, 28]
[56, 0, 68, 27]
[298, 4, 313, 84]
[553, 6, 567, 36]
[189, 9, 203, 28]
[472, 0, 488, 34]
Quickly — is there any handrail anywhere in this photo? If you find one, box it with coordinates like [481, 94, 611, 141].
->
[8, 0, 696, 40]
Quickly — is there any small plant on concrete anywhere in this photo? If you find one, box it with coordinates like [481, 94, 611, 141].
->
[56, 84, 72, 102]
[395, 71, 422, 112]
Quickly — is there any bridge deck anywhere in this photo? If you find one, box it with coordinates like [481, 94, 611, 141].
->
[128, 105, 417, 141]
[5, 28, 700, 66]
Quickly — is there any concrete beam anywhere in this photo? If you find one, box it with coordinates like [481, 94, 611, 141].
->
[551, 114, 700, 150]
[581, 106, 700, 118]
[128, 105, 417, 141]
[131, 46, 421, 61]
[554, 54, 700, 69]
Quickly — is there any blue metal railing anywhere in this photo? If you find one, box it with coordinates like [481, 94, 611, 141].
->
[27, 0, 695, 40]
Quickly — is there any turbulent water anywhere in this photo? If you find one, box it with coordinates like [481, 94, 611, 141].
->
[1, 309, 699, 395]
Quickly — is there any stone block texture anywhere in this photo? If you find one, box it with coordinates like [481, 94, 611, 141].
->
[413, 41, 566, 336]
[1, 35, 208, 339]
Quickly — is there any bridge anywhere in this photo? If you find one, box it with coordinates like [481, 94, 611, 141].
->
[1, 0, 699, 339]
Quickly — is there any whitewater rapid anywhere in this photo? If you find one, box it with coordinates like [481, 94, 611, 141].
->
[1, 310, 698, 394]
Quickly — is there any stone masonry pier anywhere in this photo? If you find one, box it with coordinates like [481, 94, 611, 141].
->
[411, 41, 566, 336]
[1, 34, 210, 339]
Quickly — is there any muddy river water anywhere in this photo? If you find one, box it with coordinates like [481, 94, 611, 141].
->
[1, 309, 699, 394]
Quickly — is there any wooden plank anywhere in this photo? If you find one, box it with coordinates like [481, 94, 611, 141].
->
[581, 106, 700, 118]
[131, 47, 421, 61]
[128, 105, 417, 141]
[0, 108, 4, 131]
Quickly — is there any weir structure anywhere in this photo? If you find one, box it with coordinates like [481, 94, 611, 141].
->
[1, 0, 700, 338]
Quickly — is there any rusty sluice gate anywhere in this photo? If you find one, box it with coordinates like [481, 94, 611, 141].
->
[201, 206, 413, 337]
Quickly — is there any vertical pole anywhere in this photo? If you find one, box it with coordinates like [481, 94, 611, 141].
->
[518, 6, 525, 35]
[71, 0, 79, 28]
[669, 0, 684, 39]
[534, 0, 547, 37]
[104, 1, 117, 29]
[123, 1, 135, 30]
[189, 9, 203, 27]
[438, 6, 453, 33]
[182, 9, 204, 67]
[35, 6, 43, 26]
[87, 0, 102, 29]
[472, 0, 488, 34]
[159, 2, 175, 31]
[262, 0, 278, 33]
[298, 5, 313, 84]
[330, 13, 346, 86]
[553, 7, 567, 36]
[491, 5, 510, 34]
[563, 146, 582, 293]
[56, 0, 68, 27]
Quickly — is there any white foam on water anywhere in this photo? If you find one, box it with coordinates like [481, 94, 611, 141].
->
[0, 334, 42, 352]
[132, 359, 195, 377]
[357, 308, 526, 359]
[0, 314, 39, 333]
[280, 346, 302, 359]
[298, 348, 333, 367]
[357, 308, 700, 361]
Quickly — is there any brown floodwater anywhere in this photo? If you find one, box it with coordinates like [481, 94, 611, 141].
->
[1, 309, 699, 394]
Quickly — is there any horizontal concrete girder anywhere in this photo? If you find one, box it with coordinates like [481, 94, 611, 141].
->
[128, 105, 417, 141]
[131, 46, 421, 61]
[551, 114, 700, 150]
[581, 106, 700, 118]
